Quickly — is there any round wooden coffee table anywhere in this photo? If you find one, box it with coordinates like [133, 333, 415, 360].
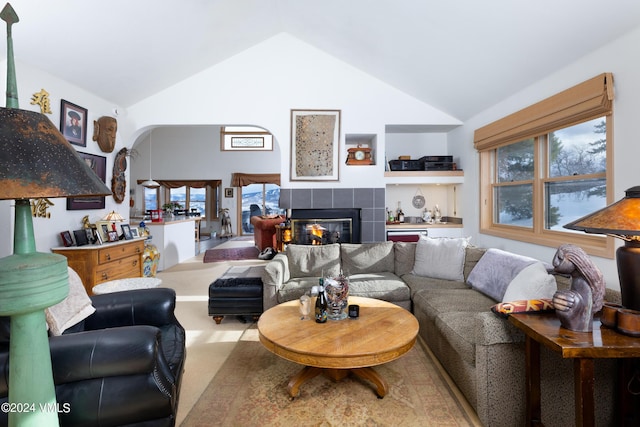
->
[258, 296, 419, 399]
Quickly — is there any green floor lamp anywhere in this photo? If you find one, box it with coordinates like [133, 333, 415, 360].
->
[0, 4, 111, 426]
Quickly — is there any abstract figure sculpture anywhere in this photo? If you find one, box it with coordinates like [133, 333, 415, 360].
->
[552, 244, 605, 332]
[220, 208, 233, 237]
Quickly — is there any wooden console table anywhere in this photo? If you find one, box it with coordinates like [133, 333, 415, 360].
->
[52, 238, 145, 295]
[509, 312, 640, 427]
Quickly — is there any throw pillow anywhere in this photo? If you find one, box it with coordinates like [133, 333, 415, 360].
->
[502, 261, 557, 302]
[340, 242, 394, 275]
[394, 241, 416, 277]
[491, 298, 554, 318]
[45, 267, 96, 336]
[467, 248, 537, 302]
[412, 236, 470, 281]
[286, 244, 341, 278]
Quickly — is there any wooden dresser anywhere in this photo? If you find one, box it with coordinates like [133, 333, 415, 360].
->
[52, 238, 145, 295]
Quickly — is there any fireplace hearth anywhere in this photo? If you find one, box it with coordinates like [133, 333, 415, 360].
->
[290, 208, 361, 245]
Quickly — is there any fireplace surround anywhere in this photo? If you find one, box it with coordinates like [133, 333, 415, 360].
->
[290, 208, 361, 245]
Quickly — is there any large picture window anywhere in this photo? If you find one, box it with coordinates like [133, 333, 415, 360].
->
[475, 74, 614, 258]
[139, 179, 221, 219]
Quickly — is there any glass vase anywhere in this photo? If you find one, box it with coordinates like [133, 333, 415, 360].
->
[324, 275, 349, 320]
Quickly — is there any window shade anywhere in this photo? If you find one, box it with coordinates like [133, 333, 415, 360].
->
[231, 173, 280, 187]
[136, 179, 221, 189]
[474, 73, 613, 151]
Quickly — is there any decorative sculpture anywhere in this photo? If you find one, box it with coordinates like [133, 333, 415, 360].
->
[220, 208, 233, 237]
[551, 244, 605, 332]
[111, 147, 128, 203]
[30, 88, 51, 114]
[93, 115, 117, 153]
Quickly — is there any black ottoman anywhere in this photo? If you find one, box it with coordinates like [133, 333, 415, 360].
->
[208, 266, 264, 324]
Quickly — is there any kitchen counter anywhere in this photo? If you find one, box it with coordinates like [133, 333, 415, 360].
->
[132, 216, 201, 225]
[145, 218, 196, 271]
[386, 218, 463, 241]
[386, 222, 462, 230]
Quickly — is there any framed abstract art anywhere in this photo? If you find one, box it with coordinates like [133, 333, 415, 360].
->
[290, 109, 341, 181]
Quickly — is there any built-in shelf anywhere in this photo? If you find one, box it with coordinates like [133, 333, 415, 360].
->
[384, 170, 464, 184]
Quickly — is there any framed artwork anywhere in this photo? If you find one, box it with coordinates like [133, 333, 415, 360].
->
[60, 99, 88, 147]
[130, 228, 140, 238]
[60, 231, 73, 247]
[107, 231, 119, 242]
[96, 222, 110, 242]
[224, 188, 233, 198]
[67, 152, 107, 210]
[94, 227, 103, 245]
[73, 229, 89, 246]
[290, 109, 341, 181]
[121, 224, 133, 240]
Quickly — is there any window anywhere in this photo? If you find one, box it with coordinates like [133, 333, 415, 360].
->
[231, 173, 282, 234]
[475, 74, 614, 258]
[220, 126, 273, 151]
[140, 180, 221, 219]
[240, 183, 285, 233]
[166, 185, 219, 218]
[144, 187, 159, 210]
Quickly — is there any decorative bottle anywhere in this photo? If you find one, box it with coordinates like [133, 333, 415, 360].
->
[315, 278, 327, 323]
[397, 202, 405, 223]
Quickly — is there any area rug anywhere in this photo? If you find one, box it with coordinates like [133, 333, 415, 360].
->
[203, 246, 260, 263]
[180, 337, 476, 426]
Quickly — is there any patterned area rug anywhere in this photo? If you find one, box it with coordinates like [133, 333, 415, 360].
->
[181, 335, 476, 426]
[203, 246, 260, 263]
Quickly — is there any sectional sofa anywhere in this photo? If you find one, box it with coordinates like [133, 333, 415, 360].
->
[262, 240, 618, 426]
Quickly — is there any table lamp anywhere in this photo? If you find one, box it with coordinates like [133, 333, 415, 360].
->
[0, 4, 111, 426]
[102, 210, 125, 231]
[564, 186, 640, 311]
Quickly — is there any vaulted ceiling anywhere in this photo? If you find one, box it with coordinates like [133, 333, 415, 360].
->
[5, 0, 640, 120]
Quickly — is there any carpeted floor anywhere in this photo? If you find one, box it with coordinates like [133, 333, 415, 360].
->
[203, 246, 260, 263]
[181, 329, 477, 427]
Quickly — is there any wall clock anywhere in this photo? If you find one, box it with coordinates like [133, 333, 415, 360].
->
[412, 194, 425, 209]
[412, 188, 426, 209]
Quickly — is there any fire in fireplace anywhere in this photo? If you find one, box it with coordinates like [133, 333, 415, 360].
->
[290, 209, 361, 245]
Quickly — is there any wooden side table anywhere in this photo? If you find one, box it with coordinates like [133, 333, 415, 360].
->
[509, 312, 640, 427]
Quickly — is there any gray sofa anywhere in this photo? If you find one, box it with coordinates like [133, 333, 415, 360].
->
[262, 241, 619, 426]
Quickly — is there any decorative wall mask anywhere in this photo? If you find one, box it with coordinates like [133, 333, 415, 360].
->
[93, 115, 117, 153]
[111, 147, 128, 204]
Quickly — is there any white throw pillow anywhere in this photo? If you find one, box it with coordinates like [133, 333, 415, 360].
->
[502, 262, 557, 302]
[45, 267, 96, 336]
[412, 236, 470, 281]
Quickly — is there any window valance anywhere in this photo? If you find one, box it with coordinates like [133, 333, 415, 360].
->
[231, 173, 280, 187]
[474, 73, 614, 151]
[136, 179, 221, 189]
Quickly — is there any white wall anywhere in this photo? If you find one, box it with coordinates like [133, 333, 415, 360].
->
[450, 26, 640, 291]
[130, 125, 281, 235]
[126, 33, 462, 190]
[1, 33, 461, 257]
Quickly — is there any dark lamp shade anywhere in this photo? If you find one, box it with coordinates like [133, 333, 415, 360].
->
[0, 107, 111, 200]
[564, 186, 640, 237]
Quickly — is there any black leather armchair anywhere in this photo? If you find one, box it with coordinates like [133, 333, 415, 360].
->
[0, 287, 186, 427]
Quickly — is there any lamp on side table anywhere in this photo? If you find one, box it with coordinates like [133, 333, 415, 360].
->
[0, 4, 111, 426]
[564, 186, 640, 311]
